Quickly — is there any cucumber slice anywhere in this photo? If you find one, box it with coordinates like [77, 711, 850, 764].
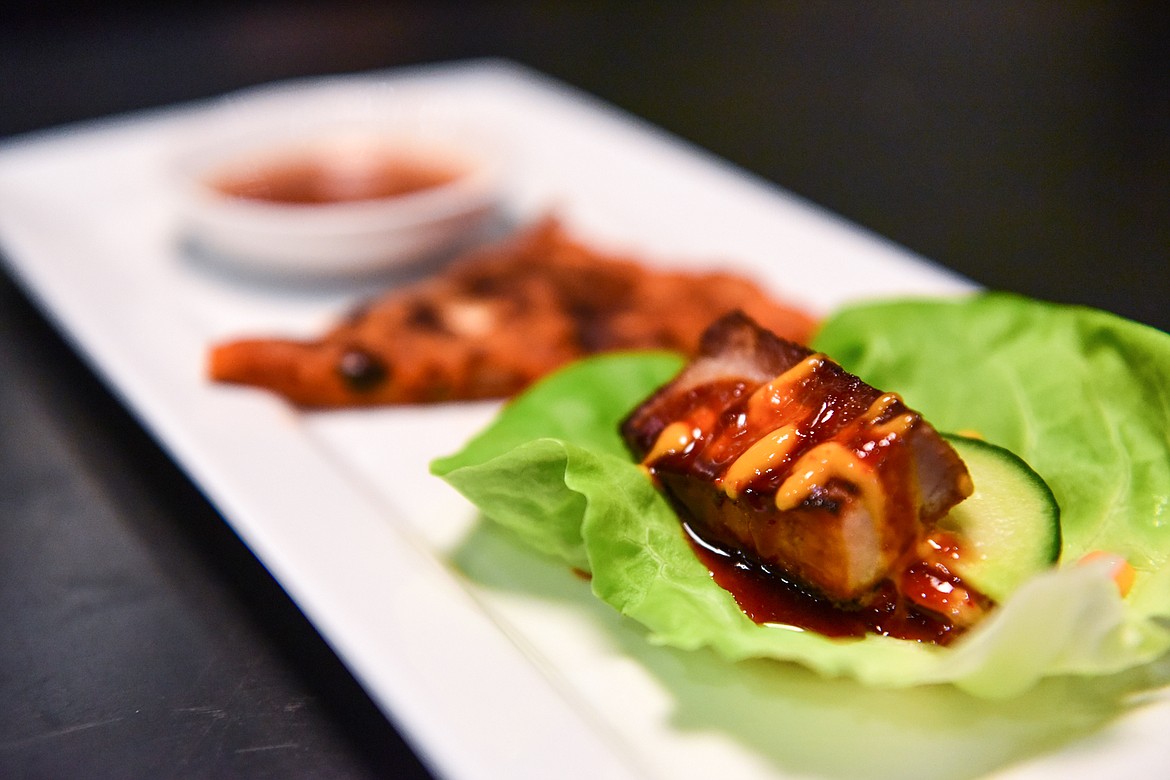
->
[936, 434, 1061, 602]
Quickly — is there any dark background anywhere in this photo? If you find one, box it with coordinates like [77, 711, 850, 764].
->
[2, 4, 1167, 779]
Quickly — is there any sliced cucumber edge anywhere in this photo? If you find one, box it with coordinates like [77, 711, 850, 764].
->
[937, 433, 1062, 603]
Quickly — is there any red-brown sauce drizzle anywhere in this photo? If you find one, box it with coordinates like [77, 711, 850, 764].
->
[898, 533, 991, 628]
[683, 523, 967, 645]
[209, 147, 463, 205]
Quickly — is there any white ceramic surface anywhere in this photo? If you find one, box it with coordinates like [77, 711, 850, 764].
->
[1, 60, 1165, 780]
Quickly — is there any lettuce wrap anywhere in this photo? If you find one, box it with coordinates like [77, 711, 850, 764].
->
[431, 292, 1170, 697]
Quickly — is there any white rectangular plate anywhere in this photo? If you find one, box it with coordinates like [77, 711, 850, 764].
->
[2, 60, 1165, 780]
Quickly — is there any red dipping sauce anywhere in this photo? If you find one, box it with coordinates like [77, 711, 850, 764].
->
[206, 140, 467, 205]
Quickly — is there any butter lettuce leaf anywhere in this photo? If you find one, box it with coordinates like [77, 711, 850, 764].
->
[431, 294, 1170, 697]
[814, 293, 1170, 621]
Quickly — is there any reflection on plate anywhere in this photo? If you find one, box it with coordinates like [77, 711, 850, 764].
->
[1, 59, 1165, 780]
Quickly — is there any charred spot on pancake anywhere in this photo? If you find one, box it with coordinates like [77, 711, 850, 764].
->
[571, 310, 612, 352]
[337, 347, 389, 391]
[404, 300, 448, 333]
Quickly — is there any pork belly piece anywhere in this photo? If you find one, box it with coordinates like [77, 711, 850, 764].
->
[208, 217, 818, 407]
[621, 311, 973, 604]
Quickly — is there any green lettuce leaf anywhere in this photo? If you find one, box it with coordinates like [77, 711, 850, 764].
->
[431, 293, 1170, 697]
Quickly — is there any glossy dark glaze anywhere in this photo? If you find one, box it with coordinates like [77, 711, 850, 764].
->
[684, 523, 980, 645]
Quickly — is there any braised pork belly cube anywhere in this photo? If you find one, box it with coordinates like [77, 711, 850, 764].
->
[621, 311, 972, 604]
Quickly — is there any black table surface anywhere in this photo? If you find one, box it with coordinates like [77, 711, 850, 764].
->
[2, 4, 1167, 778]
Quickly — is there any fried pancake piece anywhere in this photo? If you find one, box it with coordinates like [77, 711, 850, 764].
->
[208, 217, 818, 406]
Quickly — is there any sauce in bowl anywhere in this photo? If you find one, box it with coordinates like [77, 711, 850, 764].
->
[207, 141, 467, 205]
[174, 79, 508, 274]
[179, 131, 503, 274]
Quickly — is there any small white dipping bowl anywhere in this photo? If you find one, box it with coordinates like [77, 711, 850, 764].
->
[174, 78, 506, 275]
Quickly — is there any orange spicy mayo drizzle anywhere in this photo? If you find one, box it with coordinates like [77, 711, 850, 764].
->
[643, 359, 916, 504]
